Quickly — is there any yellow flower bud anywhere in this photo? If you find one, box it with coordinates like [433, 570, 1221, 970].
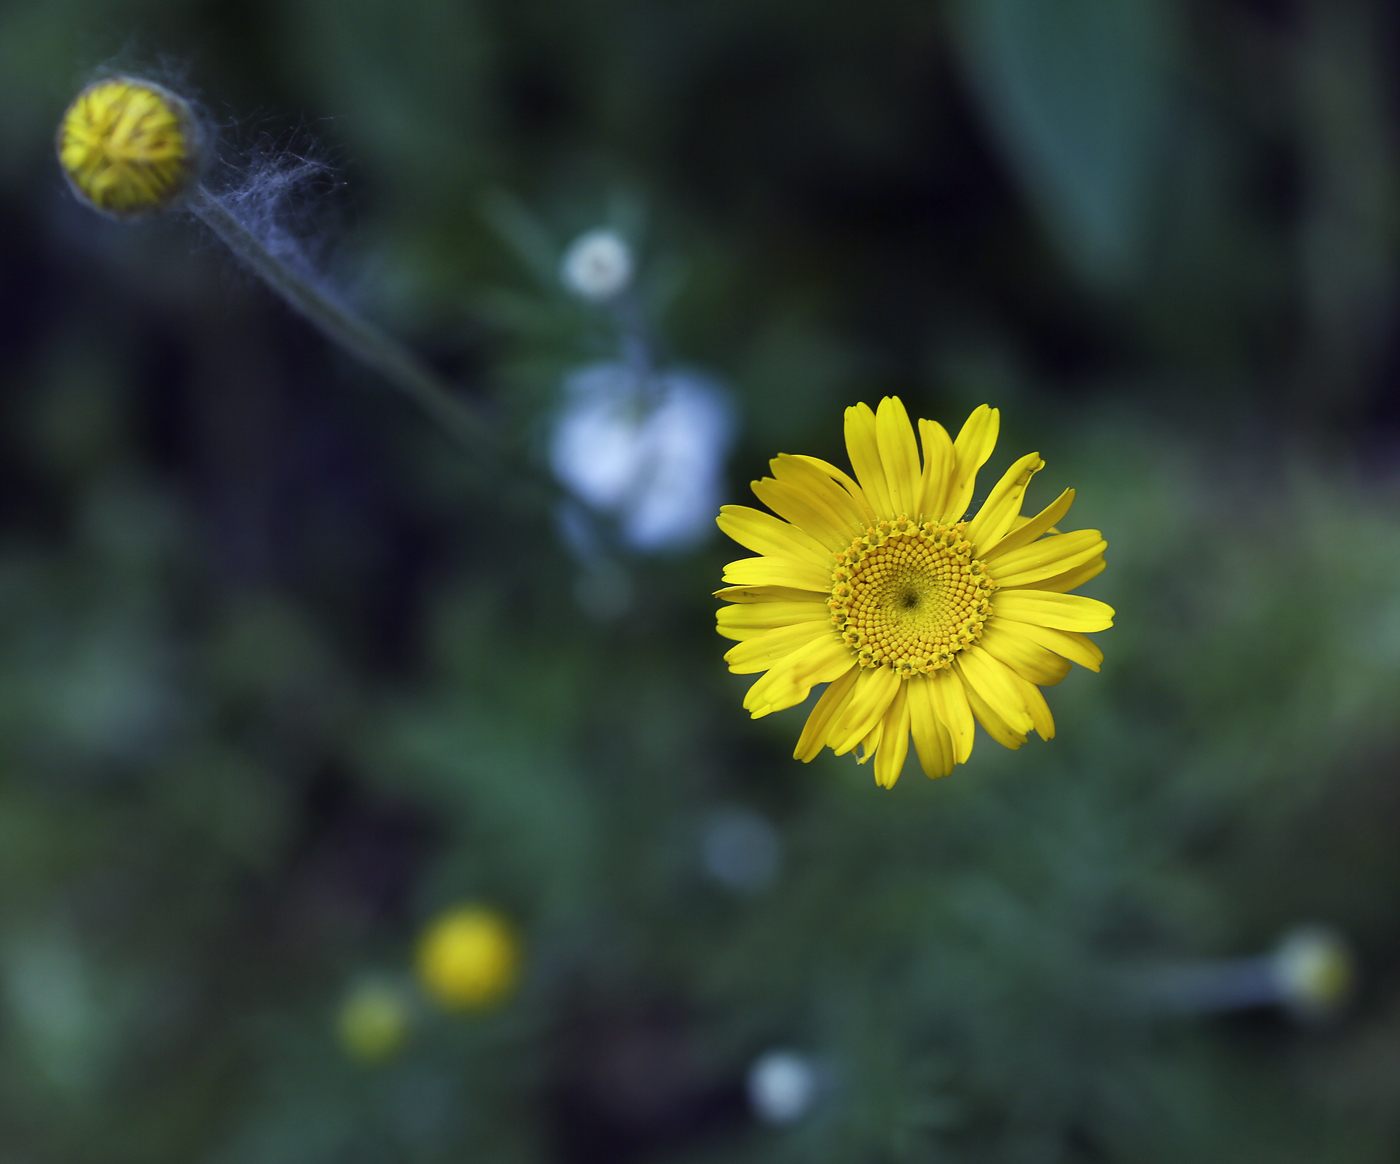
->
[57, 77, 203, 218]
[337, 980, 412, 1064]
[415, 905, 520, 1011]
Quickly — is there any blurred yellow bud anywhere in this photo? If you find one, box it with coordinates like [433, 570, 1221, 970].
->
[415, 905, 520, 1011]
[57, 77, 203, 218]
[337, 980, 412, 1064]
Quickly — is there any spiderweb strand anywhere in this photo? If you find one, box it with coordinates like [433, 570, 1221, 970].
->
[188, 187, 496, 454]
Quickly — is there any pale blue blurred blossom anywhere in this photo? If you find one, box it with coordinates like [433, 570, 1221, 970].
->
[549, 361, 734, 553]
[747, 1050, 821, 1124]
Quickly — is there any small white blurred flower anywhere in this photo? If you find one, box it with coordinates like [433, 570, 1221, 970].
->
[701, 806, 781, 894]
[550, 362, 733, 553]
[560, 229, 633, 302]
[747, 1050, 818, 1124]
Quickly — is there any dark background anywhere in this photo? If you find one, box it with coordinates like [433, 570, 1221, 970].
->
[2, 0, 1400, 1160]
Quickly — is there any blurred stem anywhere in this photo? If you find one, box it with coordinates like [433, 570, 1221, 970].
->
[610, 292, 663, 407]
[188, 187, 497, 454]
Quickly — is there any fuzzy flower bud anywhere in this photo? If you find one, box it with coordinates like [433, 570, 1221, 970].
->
[57, 77, 203, 218]
[560, 229, 633, 302]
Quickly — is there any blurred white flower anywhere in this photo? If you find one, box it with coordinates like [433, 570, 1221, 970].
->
[550, 361, 733, 553]
[701, 805, 781, 894]
[560, 229, 633, 302]
[747, 1050, 819, 1124]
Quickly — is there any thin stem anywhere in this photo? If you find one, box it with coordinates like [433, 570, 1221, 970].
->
[188, 187, 496, 453]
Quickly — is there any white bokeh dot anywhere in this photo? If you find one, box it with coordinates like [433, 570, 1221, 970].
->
[747, 1050, 818, 1124]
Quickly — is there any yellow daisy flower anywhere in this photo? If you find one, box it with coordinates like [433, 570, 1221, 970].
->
[715, 398, 1113, 787]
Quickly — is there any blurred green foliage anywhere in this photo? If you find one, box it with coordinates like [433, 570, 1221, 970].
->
[1, 0, 1400, 1161]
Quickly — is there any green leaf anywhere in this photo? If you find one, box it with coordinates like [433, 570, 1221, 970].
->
[949, 0, 1178, 286]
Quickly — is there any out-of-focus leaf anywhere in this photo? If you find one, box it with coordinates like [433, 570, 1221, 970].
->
[949, 0, 1178, 286]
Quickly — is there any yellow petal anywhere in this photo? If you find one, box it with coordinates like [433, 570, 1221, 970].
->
[873, 682, 911, 788]
[743, 635, 855, 717]
[828, 665, 901, 754]
[717, 600, 833, 641]
[954, 647, 1034, 736]
[855, 714, 884, 765]
[945, 405, 999, 521]
[980, 488, 1075, 560]
[990, 531, 1106, 589]
[771, 454, 868, 535]
[916, 418, 954, 521]
[907, 676, 955, 779]
[715, 584, 833, 604]
[992, 591, 1115, 632]
[1002, 556, 1105, 594]
[791, 455, 876, 523]
[965, 451, 1044, 548]
[717, 504, 832, 564]
[963, 681, 1027, 750]
[843, 403, 894, 515]
[875, 397, 921, 516]
[751, 477, 851, 551]
[794, 666, 860, 761]
[997, 621, 1103, 671]
[978, 623, 1072, 687]
[722, 555, 832, 592]
[1007, 668, 1055, 740]
[929, 667, 975, 764]
[725, 620, 833, 673]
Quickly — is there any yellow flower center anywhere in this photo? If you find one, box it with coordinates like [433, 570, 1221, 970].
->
[828, 516, 995, 678]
